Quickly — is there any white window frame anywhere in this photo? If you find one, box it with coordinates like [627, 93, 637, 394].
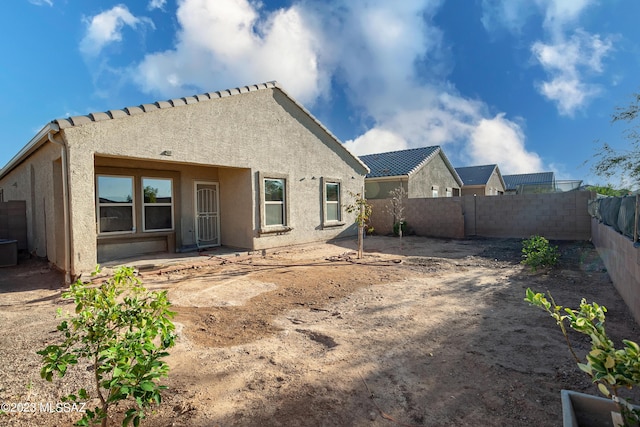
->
[142, 177, 174, 232]
[432, 185, 439, 198]
[258, 172, 291, 233]
[321, 177, 343, 227]
[96, 175, 135, 235]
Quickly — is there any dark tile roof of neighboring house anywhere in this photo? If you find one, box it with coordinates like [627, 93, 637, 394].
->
[455, 164, 499, 186]
[502, 172, 555, 190]
[359, 146, 442, 178]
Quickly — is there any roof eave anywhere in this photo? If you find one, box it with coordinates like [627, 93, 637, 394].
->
[365, 175, 409, 181]
[0, 122, 57, 181]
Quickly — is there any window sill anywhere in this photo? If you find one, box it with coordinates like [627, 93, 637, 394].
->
[322, 221, 346, 228]
[259, 226, 293, 235]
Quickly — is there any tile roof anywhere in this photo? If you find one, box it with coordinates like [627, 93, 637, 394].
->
[54, 81, 281, 129]
[455, 164, 498, 186]
[359, 146, 441, 178]
[502, 172, 555, 190]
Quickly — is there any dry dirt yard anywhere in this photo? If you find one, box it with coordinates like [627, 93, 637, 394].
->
[1, 235, 639, 427]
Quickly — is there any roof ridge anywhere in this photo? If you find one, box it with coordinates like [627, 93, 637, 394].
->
[54, 81, 279, 129]
[360, 145, 441, 158]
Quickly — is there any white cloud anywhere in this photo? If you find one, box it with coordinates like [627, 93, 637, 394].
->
[481, 0, 612, 115]
[148, 0, 167, 10]
[344, 129, 408, 156]
[135, 0, 326, 105]
[532, 30, 613, 116]
[468, 114, 543, 174]
[28, 0, 53, 6]
[481, 0, 594, 35]
[127, 0, 546, 172]
[80, 5, 154, 57]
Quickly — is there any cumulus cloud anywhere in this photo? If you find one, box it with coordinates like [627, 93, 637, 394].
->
[345, 92, 542, 175]
[532, 30, 613, 116]
[125, 0, 546, 171]
[80, 5, 154, 57]
[468, 114, 543, 174]
[135, 0, 326, 105]
[481, 0, 612, 115]
[148, 0, 167, 10]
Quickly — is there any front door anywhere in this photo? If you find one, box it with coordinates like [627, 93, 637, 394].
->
[195, 182, 220, 247]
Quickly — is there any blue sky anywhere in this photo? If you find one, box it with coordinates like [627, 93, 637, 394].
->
[2, 0, 640, 187]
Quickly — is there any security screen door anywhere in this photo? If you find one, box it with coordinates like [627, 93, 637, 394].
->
[195, 182, 220, 247]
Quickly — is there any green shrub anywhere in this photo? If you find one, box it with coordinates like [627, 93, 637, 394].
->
[521, 235, 559, 271]
[38, 266, 176, 427]
[525, 288, 640, 425]
[393, 221, 407, 237]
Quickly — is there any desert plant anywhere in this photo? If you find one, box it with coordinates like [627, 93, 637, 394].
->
[525, 288, 640, 426]
[521, 235, 559, 271]
[38, 266, 176, 427]
[345, 191, 372, 259]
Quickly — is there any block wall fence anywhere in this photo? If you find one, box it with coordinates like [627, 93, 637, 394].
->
[591, 218, 640, 324]
[368, 190, 594, 241]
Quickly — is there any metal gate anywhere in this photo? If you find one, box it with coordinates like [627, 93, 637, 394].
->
[195, 182, 220, 247]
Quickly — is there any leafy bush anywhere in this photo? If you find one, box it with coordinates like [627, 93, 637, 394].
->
[393, 221, 407, 237]
[521, 235, 559, 271]
[38, 266, 176, 427]
[525, 288, 640, 426]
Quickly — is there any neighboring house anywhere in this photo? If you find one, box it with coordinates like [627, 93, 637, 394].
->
[0, 81, 369, 280]
[455, 164, 506, 196]
[503, 172, 556, 194]
[359, 146, 463, 199]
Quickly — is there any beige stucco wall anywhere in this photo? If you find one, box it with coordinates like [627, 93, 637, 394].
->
[485, 170, 505, 195]
[365, 179, 408, 200]
[51, 87, 366, 274]
[0, 143, 65, 267]
[408, 153, 460, 198]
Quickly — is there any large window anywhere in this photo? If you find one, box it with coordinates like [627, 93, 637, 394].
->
[264, 178, 286, 226]
[97, 176, 134, 233]
[142, 178, 174, 231]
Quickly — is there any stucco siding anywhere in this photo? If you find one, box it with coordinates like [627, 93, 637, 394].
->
[365, 179, 408, 200]
[486, 170, 505, 195]
[408, 153, 460, 198]
[54, 87, 366, 273]
[0, 143, 62, 263]
[219, 167, 253, 249]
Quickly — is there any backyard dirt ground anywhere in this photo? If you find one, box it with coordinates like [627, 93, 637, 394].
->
[1, 235, 640, 427]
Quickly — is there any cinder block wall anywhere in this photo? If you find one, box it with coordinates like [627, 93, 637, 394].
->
[368, 191, 592, 240]
[591, 218, 640, 324]
[470, 191, 593, 240]
[368, 198, 464, 238]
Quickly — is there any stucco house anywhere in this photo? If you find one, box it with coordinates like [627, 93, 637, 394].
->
[0, 81, 369, 280]
[503, 172, 555, 194]
[359, 146, 462, 199]
[455, 164, 506, 196]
